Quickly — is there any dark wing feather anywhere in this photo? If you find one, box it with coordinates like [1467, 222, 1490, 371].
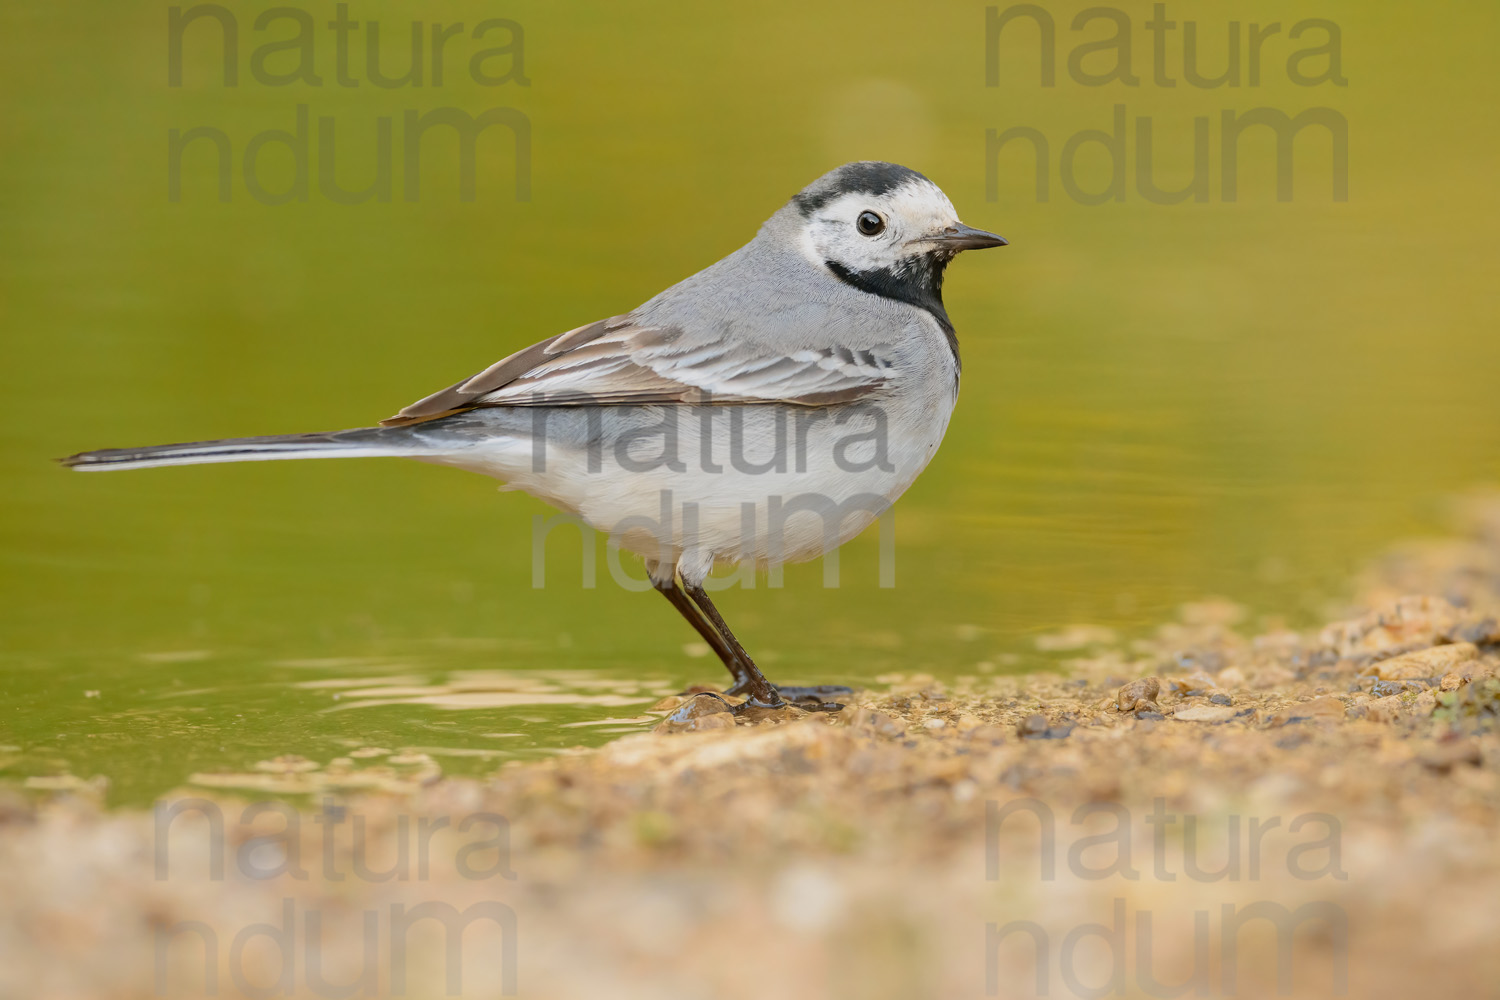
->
[381, 315, 895, 426]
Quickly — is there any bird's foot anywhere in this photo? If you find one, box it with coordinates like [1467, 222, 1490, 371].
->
[724, 680, 851, 714]
[771, 684, 852, 708]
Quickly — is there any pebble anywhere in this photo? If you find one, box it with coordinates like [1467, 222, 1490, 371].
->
[1173, 705, 1237, 723]
[1114, 677, 1161, 714]
[1016, 713, 1050, 738]
[1368, 643, 1479, 681]
[653, 693, 735, 735]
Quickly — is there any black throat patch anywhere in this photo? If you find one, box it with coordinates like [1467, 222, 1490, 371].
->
[823, 252, 961, 365]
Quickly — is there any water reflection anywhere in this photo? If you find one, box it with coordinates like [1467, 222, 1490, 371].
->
[312, 668, 666, 712]
[1, 652, 681, 805]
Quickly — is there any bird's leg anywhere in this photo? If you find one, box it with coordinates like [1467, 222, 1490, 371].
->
[652, 577, 750, 688]
[680, 581, 787, 709]
[653, 575, 845, 713]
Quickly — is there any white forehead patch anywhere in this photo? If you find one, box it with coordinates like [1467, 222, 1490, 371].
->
[797, 179, 960, 274]
[873, 179, 960, 231]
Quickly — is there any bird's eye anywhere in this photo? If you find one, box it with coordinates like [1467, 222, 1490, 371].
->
[856, 211, 885, 237]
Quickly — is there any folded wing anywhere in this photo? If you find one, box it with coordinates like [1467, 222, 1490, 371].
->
[382, 315, 897, 426]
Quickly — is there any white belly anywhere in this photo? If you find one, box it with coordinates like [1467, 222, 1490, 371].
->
[423, 394, 955, 582]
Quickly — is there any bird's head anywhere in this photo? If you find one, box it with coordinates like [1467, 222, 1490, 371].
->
[783, 162, 1007, 320]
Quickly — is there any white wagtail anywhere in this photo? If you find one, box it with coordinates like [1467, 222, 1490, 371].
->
[64, 161, 1007, 710]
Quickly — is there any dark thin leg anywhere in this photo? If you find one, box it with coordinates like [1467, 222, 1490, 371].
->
[681, 581, 785, 708]
[653, 574, 846, 713]
[653, 578, 748, 687]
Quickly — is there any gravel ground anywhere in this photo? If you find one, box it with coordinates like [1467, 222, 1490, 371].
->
[7, 498, 1500, 998]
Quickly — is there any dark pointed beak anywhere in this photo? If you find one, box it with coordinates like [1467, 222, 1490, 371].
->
[936, 222, 1008, 250]
[906, 223, 1014, 254]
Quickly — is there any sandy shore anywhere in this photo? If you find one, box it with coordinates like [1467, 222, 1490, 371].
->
[6, 498, 1500, 998]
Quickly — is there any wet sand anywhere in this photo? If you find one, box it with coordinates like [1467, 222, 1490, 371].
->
[6, 498, 1500, 998]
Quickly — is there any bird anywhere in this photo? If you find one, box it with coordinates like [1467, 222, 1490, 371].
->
[62, 161, 1007, 711]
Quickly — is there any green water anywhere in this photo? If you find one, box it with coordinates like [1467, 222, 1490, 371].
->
[3, 0, 1498, 803]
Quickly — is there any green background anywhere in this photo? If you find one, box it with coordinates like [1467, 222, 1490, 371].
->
[2, 0, 1497, 801]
